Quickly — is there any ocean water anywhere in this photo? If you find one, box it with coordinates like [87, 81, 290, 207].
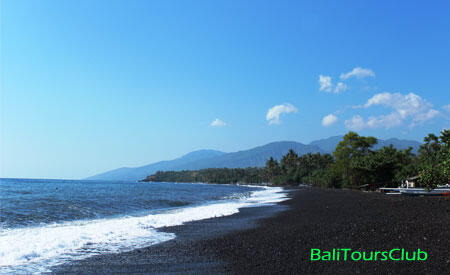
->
[0, 178, 287, 274]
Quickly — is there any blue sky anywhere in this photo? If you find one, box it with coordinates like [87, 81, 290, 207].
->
[1, 0, 449, 179]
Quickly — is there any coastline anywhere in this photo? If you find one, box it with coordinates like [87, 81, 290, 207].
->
[52, 187, 449, 274]
[51, 193, 290, 274]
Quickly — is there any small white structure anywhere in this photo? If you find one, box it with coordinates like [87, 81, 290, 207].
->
[404, 176, 419, 188]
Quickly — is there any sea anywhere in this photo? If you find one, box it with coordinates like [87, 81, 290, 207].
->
[0, 178, 287, 274]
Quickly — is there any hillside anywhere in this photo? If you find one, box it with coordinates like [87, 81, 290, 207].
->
[86, 150, 225, 181]
[310, 136, 421, 154]
[86, 136, 422, 181]
[86, 142, 323, 181]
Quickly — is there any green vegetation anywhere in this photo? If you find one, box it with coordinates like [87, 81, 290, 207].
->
[143, 130, 449, 189]
[330, 132, 417, 188]
[416, 131, 450, 190]
[144, 167, 266, 184]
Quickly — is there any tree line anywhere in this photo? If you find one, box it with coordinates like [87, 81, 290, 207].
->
[143, 167, 266, 184]
[143, 130, 449, 189]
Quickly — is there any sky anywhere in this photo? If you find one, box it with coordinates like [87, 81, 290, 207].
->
[1, 0, 449, 179]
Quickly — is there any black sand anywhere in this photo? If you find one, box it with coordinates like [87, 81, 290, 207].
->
[52, 187, 449, 274]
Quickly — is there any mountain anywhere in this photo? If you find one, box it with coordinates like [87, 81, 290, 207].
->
[178, 141, 324, 170]
[86, 142, 323, 181]
[310, 136, 343, 154]
[310, 136, 422, 154]
[86, 136, 422, 181]
[86, 150, 225, 181]
[375, 138, 422, 154]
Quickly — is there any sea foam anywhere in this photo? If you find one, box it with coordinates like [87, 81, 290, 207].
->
[0, 186, 287, 274]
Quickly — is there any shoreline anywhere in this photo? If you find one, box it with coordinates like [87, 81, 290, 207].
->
[51, 187, 292, 274]
[52, 187, 449, 274]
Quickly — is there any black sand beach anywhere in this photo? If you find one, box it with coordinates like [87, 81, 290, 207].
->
[53, 187, 449, 274]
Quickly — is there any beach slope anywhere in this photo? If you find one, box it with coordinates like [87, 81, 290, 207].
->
[54, 187, 449, 274]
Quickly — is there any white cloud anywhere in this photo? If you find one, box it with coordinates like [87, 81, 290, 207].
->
[364, 92, 439, 126]
[320, 66, 374, 94]
[318, 75, 332, 92]
[344, 112, 405, 131]
[318, 76, 347, 94]
[364, 92, 393, 108]
[348, 92, 440, 129]
[266, 103, 298, 125]
[344, 115, 365, 131]
[334, 82, 347, 94]
[366, 113, 403, 129]
[210, 118, 226, 127]
[443, 104, 450, 112]
[413, 109, 440, 123]
[322, 114, 338, 127]
[340, 67, 375, 80]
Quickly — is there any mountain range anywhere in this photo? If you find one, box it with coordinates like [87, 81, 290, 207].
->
[86, 136, 422, 181]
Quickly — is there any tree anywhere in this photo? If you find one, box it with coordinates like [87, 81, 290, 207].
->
[392, 147, 417, 186]
[265, 157, 280, 183]
[333, 132, 377, 188]
[281, 149, 299, 171]
[279, 149, 300, 185]
[417, 129, 450, 189]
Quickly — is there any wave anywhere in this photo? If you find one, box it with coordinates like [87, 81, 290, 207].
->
[0, 186, 287, 274]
